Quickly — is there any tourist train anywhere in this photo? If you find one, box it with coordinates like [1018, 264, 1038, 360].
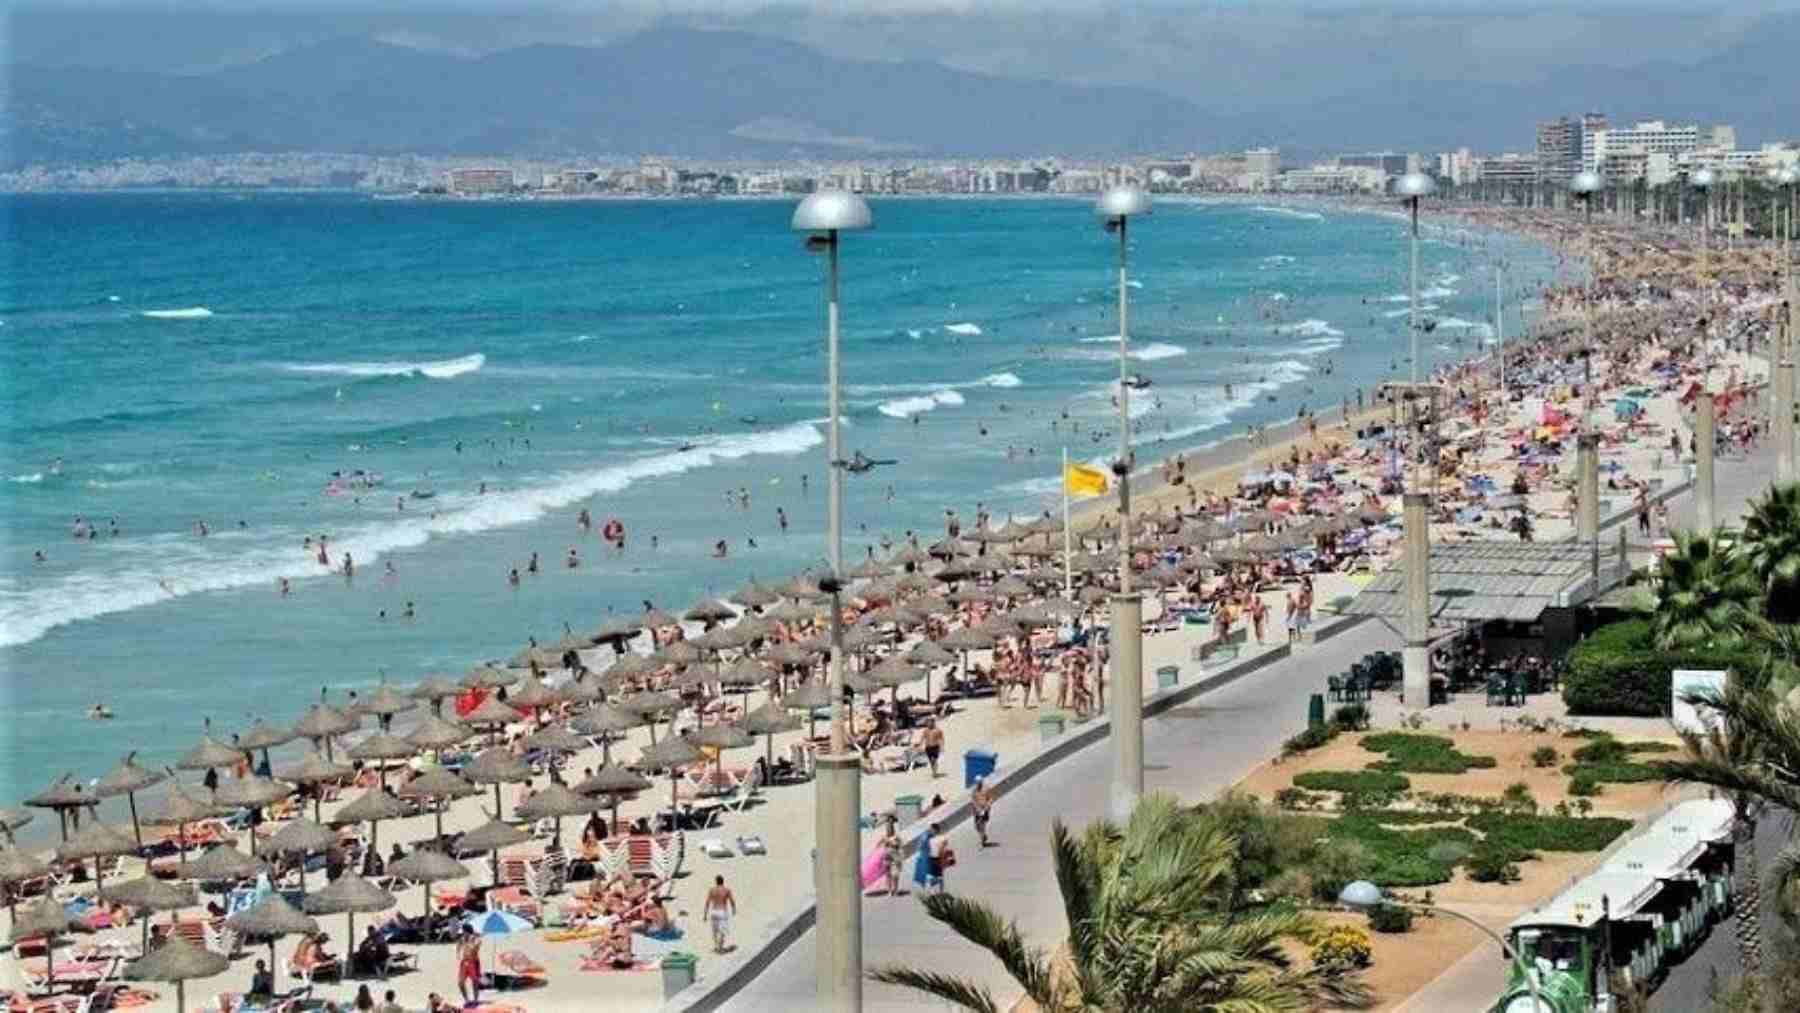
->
[1489, 798, 1736, 1013]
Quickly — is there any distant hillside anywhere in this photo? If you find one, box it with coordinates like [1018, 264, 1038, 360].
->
[1, 28, 1216, 167]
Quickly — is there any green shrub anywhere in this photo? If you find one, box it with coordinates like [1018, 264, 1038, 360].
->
[1192, 792, 1327, 896]
[1274, 787, 1325, 811]
[1283, 723, 1338, 756]
[1531, 746, 1560, 768]
[1306, 838, 1373, 903]
[1366, 902, 1416, 934]
[1360, 732, 1498, 774]
[1324, 814, 1478, 888]
[1569, 774, 1605, 797]
[1465, 846, 1522, 884]
[1563, 618, 1754, 717]
[1566, 761, 1662, 784]
[1500, 782, 1538, 815]
[1465, 812, 1632, 853]
[1332, 703, 1372, 731]
[1294, 770, 1412, 796]
[1359, 810, 1468, 826]
[1565, 733, 1676, 784]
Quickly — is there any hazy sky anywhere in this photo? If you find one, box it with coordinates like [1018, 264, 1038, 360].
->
[8, 2, 1798, 148]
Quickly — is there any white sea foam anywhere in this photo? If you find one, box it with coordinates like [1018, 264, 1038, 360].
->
[979, 372, 1023, 388]
[0, 421, 824, 648]
[906, 329, 924, 339]
[282, 353, 487, 380]
[1269, 292, 1289, 301]
[1252, 206, 1324, 222]
[877, 390, 966, 418]
[1432, 317, 1496, 338]
[1261, 254, 1296, 265]
[141, 307, 213, 319]
[1067, 340, 1188, 362]
[944, 322, 983, 336]
[9, 473, 43, 484]
[1384, 287, 1456, 303]
[1293, 337, 1344, 355]
[1126, 280, 1143, 290]
[1276, 319, 1343, 338]
[571, 334, 596, 343]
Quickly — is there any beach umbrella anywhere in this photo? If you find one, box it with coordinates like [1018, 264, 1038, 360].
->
[143, 780, 222, 861]
[108, 874, 198, 953]
[859, 605, 919, 630]
[636, 737, 704, 829]
[505, 676, 562, 714]
[867, 656, 928, 709]
[685, 598, 737, 624]
[1005, 605, 1059, 630]
[177, 719, 248, 775]
[1212, 545, 1257, 566]
[1357, 505, 1391, 525]
[591, 616, 643, 646]
[570, 704, 643, 765]
[572, 764, 652, 834]
[936, 559, 981, 583]
[1180, 519, 1233, 545]
[652, 639, 706, 667]
[461, 666, 516, 691]
[463, 748, 532, 824]
[991, 575, 1033, 599]
[93, 751, 166, 847]
[908, 641, 958, 667]
[329, 789, 411, 863]
[0, 847, 50, 943]
[728, 580, 780, 609]
[302, 872, 394, 963]
[939, 626, 997, 651]
[25, 774, 97, 841]
[782, 680, 834, 739]
[1141, 563, 1182, 588]
[639, 605, 681, 631]
[12, 898, 72, 993]
[406, 675, 463, 705]
[405, 714, 473, 754]
[522, 724, 589, 757]
[293, 690, 362, 758]
[179, 845, 268, 887]
[1177, 553, 1216, 575]
[455, 817, 529, 883]
[515, 783, 600, 855]
[778, 572, 824, 599]
[1077, 584, 1112, 605]
[263, 819, 336, 895]
[126, 933, 230, 1013]
[841, 625, 888, 653]
[464, 909, 533, 937]
[346, 732, 418, 788]
[847, 557, 890, 580]
[718, 658, 770, 702]
[557, 674, 604, 707]
[224, 893, 317, 996]
[461, 695, 524, 742]
[396, 769, 477, 843]
[211, 777, 292, 856]
[731, 614, 777, 642]
[275, 751, 354, 821]
[603, 653, 658, 685]
[351, 682, 417, 731]
[616, 691, 681, 743]
[385, 848, 466, 920]
[690, 626, 742, 654]
[889, 545, 932, 568]
[766, 599, 822, 625]
[235, 719, 295, 774]
[54, 819, 137, 902]
[894, 573, 937, 598]
[762, 641, 818, 671]
[740, 701, 801, 770]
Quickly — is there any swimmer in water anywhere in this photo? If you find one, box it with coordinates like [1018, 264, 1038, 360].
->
[508, 568, 521, 587]
[713, 540, 728, 558]
[567, 548, 580, 568]
[777, 508, 788, 534]
[278, 577, 291, 596]
[403, 601, 415, 619]
[528, 552, 539, 575]
[33, 550, 46, 563]
[342, 552, 354, 579]
[384, 561, 397, 578]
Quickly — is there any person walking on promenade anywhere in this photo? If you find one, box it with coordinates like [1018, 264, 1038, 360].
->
[704, 875, 737, 954]
[455, 925, 482, 1006]
[971, 778, 995, 848]
[919, 720, 945, 778]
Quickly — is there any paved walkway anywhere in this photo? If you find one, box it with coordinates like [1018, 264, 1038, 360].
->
[730, 432, 1787, 1013]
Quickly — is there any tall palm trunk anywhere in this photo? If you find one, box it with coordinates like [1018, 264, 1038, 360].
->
[1734, 807, 1763, 977]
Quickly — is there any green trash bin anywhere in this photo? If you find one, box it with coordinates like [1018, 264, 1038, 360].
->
[662, 951, 699, 998]
[1156, 665, 1180, 690]
[1037, 712, 1067, 742]
[1308, 692, 1326, 728]
[894, 793, 924, 826]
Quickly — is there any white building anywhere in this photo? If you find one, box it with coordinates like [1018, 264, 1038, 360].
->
[1438, 148, 1480, 186]
[1276, 164, 1385, 193]
[1582, 121, 1735, 177]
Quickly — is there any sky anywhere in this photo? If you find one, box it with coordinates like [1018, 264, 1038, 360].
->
[7, 1, 1798, 149]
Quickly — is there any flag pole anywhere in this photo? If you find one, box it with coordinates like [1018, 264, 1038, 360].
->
[1062, 447, 1073, 598]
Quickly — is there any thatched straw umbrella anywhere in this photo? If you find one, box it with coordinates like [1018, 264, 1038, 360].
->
[406, 677, 463, 716]
[557, 674, 604, 707]
[740, 702, 801, 771]
[455, 817, 529, 884]
[908, 641, 957, 668]
[142, 780, 220, 862]
[93, 751, 166, 847]
[405, 714, 472, 758]
[572, 765, 652, 834]
[867, 656, 928, 710]
[329, 790, 411, 866]
[636, 736, 704, 829]
[685, 599, 737, 626]
[616, 691, 681, 743]
[25, 774, 96, 841]
[938, 626, 997, 697]
[461, 666, 516, 691]
[11, 898, 72, 993]
[782, 680, 834, 739]
[179, 844, 268, 887]
[54, 820, 137, 902]
[591, 616, 643, 650]
[0, 847, 51, 942]
[126, 934, 230, 1013]
[346, 731, 417, 788]
[385, 848, 467, 921]
[293, 690, 362, 761]
[235, 720, 295, 776]
[177, 720, 247, 782]
[263, 819, 336, 895]
[461, 696, 524, 744]
[224, 893, 316, 997]
[352, 681, 418, 732]
[462, 748, 531, 824]
[515, 783, 600, 856]
[107, 875, 196, 953]
[505, 676, 562, 717]
[275, 751, 354, 822]
[396, 770, 477, 844]
[729, 580, 780, 609]
[301, 873, 394, 969]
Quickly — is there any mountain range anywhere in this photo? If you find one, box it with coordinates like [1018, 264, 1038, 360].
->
[3, 22, 1796, 169]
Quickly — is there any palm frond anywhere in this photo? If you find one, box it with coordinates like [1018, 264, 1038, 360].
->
[867, 965, 1000, 1013]
[916, 892, 1057, 1003]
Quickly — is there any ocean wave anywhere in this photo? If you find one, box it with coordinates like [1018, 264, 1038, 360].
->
[1382, 305, 1440, 318]
[943, 322, 983, 336]
[1261, 254, 1296, 265]
[979, 372, 1023, 388]
[905, 329, 924, 339]
[1292, 337, 1344, 355]
[1432, 317, 1496, 338]
[1385, 286, 1457, 303]
[1275, 319, 1343, 338]
[1126, 280, 1143, 290]
[141, 307, 213, 319]
[1252, 206, 1324, 222]
[282, 353, 486, 380]
[0, 421, 824, 648]
[878, 390, 966, 418]
[571, 334, 596, 343]
[8, 473, 43, 484]
[1066, 341, 1188, 363]
[1268, 292, 1289, 301]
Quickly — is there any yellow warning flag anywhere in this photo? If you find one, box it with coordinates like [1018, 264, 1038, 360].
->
[1064, 463, 1109, 497]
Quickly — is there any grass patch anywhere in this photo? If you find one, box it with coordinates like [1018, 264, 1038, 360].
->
[1293, 770, 1412, 796]
[1360, 732, 1498, 774]
[1324, 813, 1478, 887]
[1565, 733, 1679, 787]
[1464, 812, 1632, 854]
[1354, 810, 1470, 826]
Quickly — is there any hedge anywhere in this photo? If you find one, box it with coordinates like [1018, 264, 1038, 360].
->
[1361, 732, 1498, 774]
[1563, 618, 1754, 717]
[1293, 770, 1412, 796]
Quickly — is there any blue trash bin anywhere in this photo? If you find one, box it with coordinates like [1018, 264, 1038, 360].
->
[963, 748, 998, 788]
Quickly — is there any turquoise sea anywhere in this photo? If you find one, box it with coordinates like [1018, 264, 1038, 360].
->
[0, 193, 1566, 806]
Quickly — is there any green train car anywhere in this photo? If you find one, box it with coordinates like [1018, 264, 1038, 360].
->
[1491, 798, 1735, 1013]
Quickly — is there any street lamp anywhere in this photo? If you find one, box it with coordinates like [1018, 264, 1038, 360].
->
[1396, 172, 1437, 384]
[1692, 168, 1718, 249]
[791, 188, 872, 1013]
[1776, 167, 1799, 270]
[1095, 183, 1149, 823]
[1569, 170, 1601, 224]
[1569, 171, 1604, 584]
[1339, 880, 1547, 1013]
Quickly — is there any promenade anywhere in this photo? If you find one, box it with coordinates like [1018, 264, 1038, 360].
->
[728, 408, 1784, 1013]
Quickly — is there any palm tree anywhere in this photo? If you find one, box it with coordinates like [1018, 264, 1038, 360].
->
[869, 794, 1370, 1013]
[1650, 531, 1759, 650]
[1656, 681, 1800, 978]
[1740, 483, 1800, 622]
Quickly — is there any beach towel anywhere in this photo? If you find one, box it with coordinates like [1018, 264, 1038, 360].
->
[579, 957, 658, 972]
[911, 831, 935, 889]
[860, 843, 886, 889]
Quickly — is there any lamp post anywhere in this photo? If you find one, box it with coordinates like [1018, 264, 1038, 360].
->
[1692, 168, 1717, 250]
[1339, 881, 1546, 1013]
[792, 188, 872, 1013]
[1096, 184, 1149, 823]
[1397, 172, 1437, 384]
[1569, 172, 1603, 584]
[1777, 167, 1799, 272]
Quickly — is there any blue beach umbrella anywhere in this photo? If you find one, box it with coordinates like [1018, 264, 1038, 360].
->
[463, 909, 533, 937]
